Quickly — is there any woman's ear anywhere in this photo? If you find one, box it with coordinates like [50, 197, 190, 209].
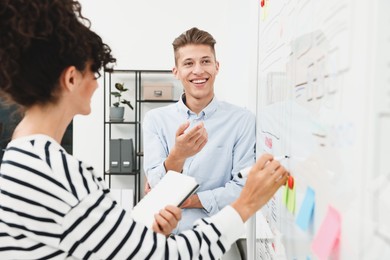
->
[60, 66, 78, 92]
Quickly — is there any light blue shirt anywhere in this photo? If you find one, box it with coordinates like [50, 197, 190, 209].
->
[143, 95, 255, 233]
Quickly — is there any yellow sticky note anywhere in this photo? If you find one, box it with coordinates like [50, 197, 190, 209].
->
[261, 0, 269, 21]
[287, 180, 296, 213]
[283, 183, 289, 206]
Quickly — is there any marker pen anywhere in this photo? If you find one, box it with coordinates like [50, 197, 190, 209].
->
[238, 155, 289, 178]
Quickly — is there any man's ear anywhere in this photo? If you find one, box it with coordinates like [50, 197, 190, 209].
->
[172, 66, 179, 79]
[60, 66, 78, 92]
[215, 61, 220, 74]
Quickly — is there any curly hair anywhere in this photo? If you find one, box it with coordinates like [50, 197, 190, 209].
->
[172, 27, 217, 65]
[0, 0, 116, 107]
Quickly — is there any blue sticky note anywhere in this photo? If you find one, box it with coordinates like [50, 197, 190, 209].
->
[296, 186, 315, 231]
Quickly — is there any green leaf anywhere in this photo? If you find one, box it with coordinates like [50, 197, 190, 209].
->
[111, 91, 121, 97]
[121, 100, 134, 110]
[115, 83, 124, 91]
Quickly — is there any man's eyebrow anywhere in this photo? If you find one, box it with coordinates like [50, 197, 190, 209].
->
[181, 58, 193, 63]
[182, 56, 211, 62]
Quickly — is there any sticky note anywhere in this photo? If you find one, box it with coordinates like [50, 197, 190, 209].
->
[311, 206, 341, 260]
[261, 0, 269, 20]
[288, 176, 294, 189]
[283, 180, 296, 213]
[296, 186, 315, 231]
[283, 183, 289, 206]
[286, 180, 296, 213]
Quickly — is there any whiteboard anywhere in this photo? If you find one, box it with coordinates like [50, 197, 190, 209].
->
[253, 0, 390, 259]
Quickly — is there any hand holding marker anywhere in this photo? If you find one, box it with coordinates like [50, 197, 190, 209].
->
[238, 155, 294, 189]
[238, 155, 289, 178]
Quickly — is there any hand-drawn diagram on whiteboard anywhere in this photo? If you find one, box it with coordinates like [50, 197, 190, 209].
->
[255, 0, 390, 259]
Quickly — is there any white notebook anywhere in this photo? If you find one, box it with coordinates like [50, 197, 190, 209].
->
[131, 170, 199, 228]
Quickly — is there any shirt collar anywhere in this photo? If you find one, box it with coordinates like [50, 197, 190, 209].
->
[177, 93, 219, 120]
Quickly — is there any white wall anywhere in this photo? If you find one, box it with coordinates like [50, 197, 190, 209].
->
[74, 0, 259, 190]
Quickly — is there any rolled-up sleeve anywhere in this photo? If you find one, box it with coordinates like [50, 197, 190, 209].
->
[143, 112, 168, 188]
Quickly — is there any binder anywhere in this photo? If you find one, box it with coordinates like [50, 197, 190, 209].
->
[120, 139, 134, 173]
[109, 139, 121, 173]
[109, 138, 135, 173]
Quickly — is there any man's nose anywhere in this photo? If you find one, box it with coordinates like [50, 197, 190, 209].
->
[192, 63, 204, 74]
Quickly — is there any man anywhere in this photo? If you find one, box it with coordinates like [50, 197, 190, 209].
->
[143, 27, 256, 234]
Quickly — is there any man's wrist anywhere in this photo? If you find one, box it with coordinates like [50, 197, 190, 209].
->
[182, 194, 203, 209]
[191, 194, 203, 208]
[168, 148, 185, 162]
[165, 151, 186, 172]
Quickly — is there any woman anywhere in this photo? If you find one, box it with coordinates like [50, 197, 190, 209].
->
[0, 0, 288, 259]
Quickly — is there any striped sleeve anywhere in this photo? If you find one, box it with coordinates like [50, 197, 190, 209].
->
[165, 206, 245, 260]
[0, 142, 78, 258]
[58, 200, 245, 259]
[0, 136, 245, 259]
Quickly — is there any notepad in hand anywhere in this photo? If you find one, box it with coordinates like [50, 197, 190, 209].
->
[131, 170, 199, 228]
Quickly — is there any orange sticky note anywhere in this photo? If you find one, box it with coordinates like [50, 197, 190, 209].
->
[311, 206, 341, 260]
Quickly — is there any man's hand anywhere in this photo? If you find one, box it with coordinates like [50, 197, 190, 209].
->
[180, 194, 203, 209]
[174, 121, 208, 158]
[152, 205, 182, 236]
[144, 180, 151, 195]
[164, 121, 208, 172]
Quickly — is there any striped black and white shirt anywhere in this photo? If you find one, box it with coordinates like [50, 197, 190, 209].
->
[0, 135, 244, 259]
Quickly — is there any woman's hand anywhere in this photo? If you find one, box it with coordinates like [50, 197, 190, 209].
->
[231, 154, 289, 222]
[152, 205, 182, 236]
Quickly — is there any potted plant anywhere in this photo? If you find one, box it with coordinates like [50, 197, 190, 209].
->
[110, 82, 134, 121]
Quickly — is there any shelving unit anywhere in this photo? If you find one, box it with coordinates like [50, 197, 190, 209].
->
[103, 69, 180, 204]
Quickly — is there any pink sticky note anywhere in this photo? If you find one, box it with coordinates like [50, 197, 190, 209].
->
[311, 206, 341, 260]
